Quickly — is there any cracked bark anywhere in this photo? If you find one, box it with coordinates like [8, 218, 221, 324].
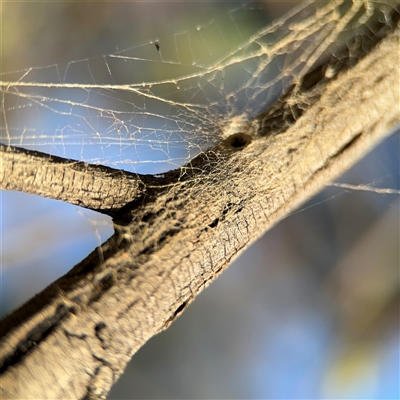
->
[0, 18, 399, 400]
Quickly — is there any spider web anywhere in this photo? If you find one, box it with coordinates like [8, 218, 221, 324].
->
[2, 0, 397, 174]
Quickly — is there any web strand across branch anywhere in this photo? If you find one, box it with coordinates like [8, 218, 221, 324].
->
[2, 1, 398, 174]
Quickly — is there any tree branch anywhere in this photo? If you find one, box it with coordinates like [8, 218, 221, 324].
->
[0, 145, 154, 214]
[1, 15, 399, 400]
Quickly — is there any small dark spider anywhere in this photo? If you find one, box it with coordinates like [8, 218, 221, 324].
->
[154, 41, 160, 52]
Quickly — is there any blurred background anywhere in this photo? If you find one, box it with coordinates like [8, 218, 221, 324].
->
[1, 1, 399, 399]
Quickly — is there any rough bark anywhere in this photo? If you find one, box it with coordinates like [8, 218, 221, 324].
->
[0, 145, 149, 213]
[0, 18, 399, 400]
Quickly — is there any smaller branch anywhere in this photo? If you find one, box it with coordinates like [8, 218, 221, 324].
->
[0, 144, 154, 214]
